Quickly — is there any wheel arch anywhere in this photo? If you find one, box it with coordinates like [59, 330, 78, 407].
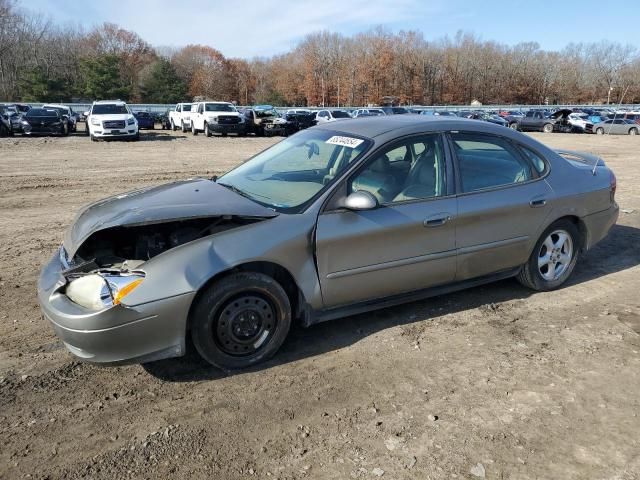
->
[187, 260, 308, 331]
[543, 215, 588, 252]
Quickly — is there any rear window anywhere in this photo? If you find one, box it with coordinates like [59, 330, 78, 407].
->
[332, 111, 351, 118]
[26, 109, 58, 117]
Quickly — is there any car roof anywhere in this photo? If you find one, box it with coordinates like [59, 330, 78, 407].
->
[93, 100, 127, 105]
[313, 115, 512, 138]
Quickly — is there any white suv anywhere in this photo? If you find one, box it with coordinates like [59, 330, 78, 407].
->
[190, 101, 245, 136]
[86, 100, 139, 141]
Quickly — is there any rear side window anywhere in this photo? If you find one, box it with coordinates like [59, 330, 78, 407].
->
[451, 133, 533, 193]
[518, 146, 547, 174]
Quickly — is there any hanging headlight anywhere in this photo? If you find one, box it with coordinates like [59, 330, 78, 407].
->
[66, 273, 144, 311]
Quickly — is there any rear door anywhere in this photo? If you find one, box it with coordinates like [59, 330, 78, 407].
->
[449, 132, 553, 280]
[315, 133, 457, 308]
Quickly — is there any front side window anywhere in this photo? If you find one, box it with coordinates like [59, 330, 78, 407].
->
[349, 134, 446, 204]
[217, 129, 371, 211]
[451, 133, 533, 193]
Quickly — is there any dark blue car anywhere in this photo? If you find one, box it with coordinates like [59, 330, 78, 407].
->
[134, 112, 155, 130]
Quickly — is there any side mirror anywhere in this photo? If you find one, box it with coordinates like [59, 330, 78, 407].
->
[343, 191, 378, 211]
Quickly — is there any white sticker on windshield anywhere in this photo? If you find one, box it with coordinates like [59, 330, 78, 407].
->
[326, 135, 364, 148]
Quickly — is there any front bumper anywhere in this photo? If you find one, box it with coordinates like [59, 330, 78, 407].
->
[210, 123, 245, 134]
[37, 249, 194, 365]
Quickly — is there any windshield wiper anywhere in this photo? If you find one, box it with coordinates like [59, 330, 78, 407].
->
[217, 182, 252, 199]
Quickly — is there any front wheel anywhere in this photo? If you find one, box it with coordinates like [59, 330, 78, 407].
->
[192, 123, 198, 136]
[542, 123, 553, 133]
[204, 122, 211, 137]
[629, 128, 638, 136]
[596, 127, 604, 135]
[509, 122, 519, 130]
[181, 121, 187, 133]
[191, 272, 292, 370]
[517, 220, 579, 291]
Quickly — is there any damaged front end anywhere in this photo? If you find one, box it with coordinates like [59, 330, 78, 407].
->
[60, 215, 263, 310]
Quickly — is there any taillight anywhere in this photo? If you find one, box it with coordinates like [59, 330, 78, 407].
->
[610, 170, 617, 203]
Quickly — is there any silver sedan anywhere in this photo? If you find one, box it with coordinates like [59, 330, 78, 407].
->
[593, 118, 639, 135]
[38, 116, 619, 369]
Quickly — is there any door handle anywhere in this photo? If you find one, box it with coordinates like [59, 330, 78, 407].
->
[529, 198, 547, 207]
[423, 214, 452, 227]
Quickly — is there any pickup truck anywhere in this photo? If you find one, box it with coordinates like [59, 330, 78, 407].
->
[169, 103, 193, 132]
[189, 101, 245, 136]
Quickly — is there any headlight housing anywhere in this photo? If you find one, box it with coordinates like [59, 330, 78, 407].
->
[127, 116, 135, 125]
[90, 117, 100, 126]
[207, 116, 218, 123]
[66, 272, 145, 311]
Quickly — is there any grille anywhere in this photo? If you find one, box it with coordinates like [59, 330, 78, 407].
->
[218, 116, 240, 125]
[103, 120, 125, 129]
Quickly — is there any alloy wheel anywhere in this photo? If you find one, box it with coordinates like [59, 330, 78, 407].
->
[538, 229, 573, 281]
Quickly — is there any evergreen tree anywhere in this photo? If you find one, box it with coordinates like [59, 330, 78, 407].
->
[140, 59, 188, 104]
[80, 54, 130, 101]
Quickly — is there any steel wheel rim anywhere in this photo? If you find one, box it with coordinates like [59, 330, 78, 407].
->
[538, 229, 573, 281]
[215, 294, 276, 356]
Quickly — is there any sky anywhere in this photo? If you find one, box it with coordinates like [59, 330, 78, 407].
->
[20, 0, 640, 58]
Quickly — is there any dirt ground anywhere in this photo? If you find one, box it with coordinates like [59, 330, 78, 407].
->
[1, 126, 639, 480]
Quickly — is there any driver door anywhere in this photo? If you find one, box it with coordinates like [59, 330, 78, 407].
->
[315, 134, 457, 308]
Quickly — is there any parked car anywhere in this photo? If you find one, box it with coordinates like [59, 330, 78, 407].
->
[381, 106, 409, 115]
[190, 101, 245, 137]
[20, 108, 69, 136]
[281, 111, 315, 133]
[169, 103, 193, 132]
[38, 116, 618, 369]
[86, 100, 139, 141]
[567, 113, 593, 133]
[42, 104, 77, 132]
[158, 110, 171, 130]
[352, 108, 386, 118]
[0, 108, 13, 136]
[593, 119, 639, 135]
[134, 111, 155, 130]
[314, 109, 352, 124]
[469, 112, 508, 127]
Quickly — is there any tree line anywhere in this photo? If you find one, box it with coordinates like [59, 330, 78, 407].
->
[1, 0, 638, 106]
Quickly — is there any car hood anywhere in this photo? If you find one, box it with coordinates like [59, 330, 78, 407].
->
[91, 114, 133, 122]
[64, 178, 278, 257]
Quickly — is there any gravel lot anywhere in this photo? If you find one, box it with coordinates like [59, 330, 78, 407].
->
[1, 127, 639, 480]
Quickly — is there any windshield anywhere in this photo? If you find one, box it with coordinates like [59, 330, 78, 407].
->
[205, 103, 235, 112]
[92, 104, 129, 115]
[44, 106, 67, 115]
[217, 129, 371, 212]
[332, 111, 351, 119]
[26, 109, 58, 117]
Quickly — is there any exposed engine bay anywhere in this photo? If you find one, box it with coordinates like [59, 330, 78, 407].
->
[65, 216, 261, 276]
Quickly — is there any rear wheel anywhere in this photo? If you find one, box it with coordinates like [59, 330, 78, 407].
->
[517, 220, 579, 291]
[542, 123, 553, 133]
[191, 272, 292, 370]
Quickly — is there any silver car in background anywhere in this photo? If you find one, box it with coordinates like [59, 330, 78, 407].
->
[38, 117, 619, 370]
[593, 118, 639, 135]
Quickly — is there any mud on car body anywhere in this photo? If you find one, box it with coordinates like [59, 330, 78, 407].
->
[38, 116, 619, 370]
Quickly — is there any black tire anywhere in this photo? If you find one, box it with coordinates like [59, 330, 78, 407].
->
[171, 120, 176, 131]
[542, 123, 553, 133]
[629, 128, 638, 136]
[191, 272, 292, 370]
[596, 127, 604, 135]
[90, 134, 97, 142]
[0, 123, 8, 137]
[517, 220, 580, 291]
[192, 123, 198, 136]
[181, 121, 187, 133]
[204, 122, 211, 137]
[509, 122, 519, 130]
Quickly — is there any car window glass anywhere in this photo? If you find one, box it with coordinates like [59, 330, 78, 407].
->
[349, 134, 445, 204]
[518, 146, 546, 174]
[451, 133, 532, 193]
